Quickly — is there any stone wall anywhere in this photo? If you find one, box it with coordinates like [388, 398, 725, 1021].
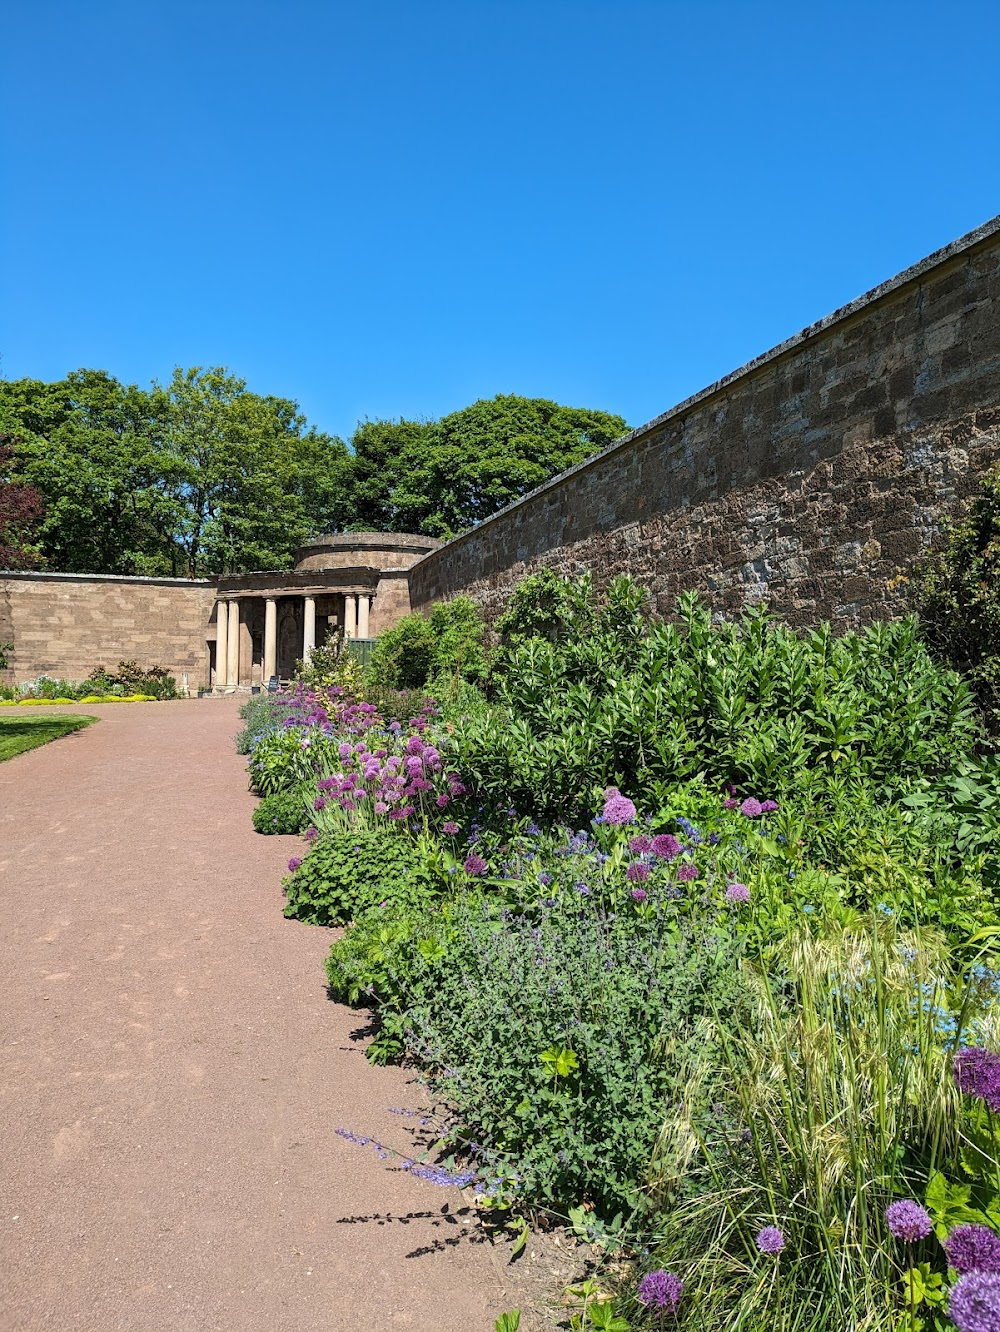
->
[409, 216, 1000, 629]
[0, 573, 218, 691]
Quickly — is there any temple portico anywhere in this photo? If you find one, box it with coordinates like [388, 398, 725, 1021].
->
[208, 533, 439, 691]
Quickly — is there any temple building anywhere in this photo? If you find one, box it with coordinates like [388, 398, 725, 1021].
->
[0, 532, 440, 694]
[210, 532, 439, 688]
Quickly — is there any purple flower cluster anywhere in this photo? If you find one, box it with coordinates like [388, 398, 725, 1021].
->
[954, 1048, 1000, 1111]
[948, 1271, 1000, 1332]
[602, 787, 637, 825]
[637, 1269, 683, 1313]
[885, 1200, 933, 1242]
[755, 1225, 785, 1254]
[726, 882, 751, 904]
[945, 1225, 1000, 1275]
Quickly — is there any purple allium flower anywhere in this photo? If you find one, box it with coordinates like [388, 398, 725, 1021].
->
[651, 833, 681, 860]
[602, 787, 637, 825]
[442, 821, 460, 835]
[740, 797, 763, 817]
[337, 742, 352, 758]
[760, 799, 779, 812]
[726, 882, 751, 904]
[885, 1200, 933, 1242]
[945, 1225, 1000, 1275]
[722, 797, 738, 810]
[374, 801, 389, 815]
[637, 1270, 683, 1313]
[436, 793, 450, 808]
[304, 826, 319, 841]
[948, 1271, 1000, 1332]
[629, 834, 652, 854]
[755, 1226, 785, 1254]
[313, 796, 327, 811]
[954, 1048, 1000, 1112]
[287, 857, 302, 872]
[463, 853, 488, 876]
[676, 863, 698, 882]
[626, 861, 651, 882]
[630, 887, 648, 903]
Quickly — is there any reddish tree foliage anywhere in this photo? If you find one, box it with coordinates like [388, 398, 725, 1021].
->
[0, 442, 44, 569]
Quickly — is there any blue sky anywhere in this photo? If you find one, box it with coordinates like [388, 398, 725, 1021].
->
[2, 1, 998, 442]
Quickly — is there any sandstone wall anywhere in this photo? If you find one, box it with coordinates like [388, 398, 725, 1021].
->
[0, 574, 218, 691]
[409, 217, 1000, 629]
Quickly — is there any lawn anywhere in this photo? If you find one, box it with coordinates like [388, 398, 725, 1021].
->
[0, 713, 98, 763]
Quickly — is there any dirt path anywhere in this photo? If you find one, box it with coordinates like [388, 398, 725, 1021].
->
[0, 699, 511, 1332]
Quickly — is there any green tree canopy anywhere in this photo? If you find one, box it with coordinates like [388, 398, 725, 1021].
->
[347, 394, 628, 537]
[0, 367, 352, 576]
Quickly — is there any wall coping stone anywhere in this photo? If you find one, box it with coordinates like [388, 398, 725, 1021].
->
[0, 570, 216, 587]
[411, 211, 1000, 568]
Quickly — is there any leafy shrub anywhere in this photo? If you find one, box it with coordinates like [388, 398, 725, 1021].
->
[460, 584, 983, 822]
[236, 693, 283, 755]
[912, 467, 1000, 731]
[369, 596, 488, 693]
[294, 633, 367, 697]
[252, 788, 311, 835]
[329, 890, 750, 1218]
[86, 659, 178, 699]
[284, 827, 437, 926]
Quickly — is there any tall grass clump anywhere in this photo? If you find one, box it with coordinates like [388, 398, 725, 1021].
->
[639, 918, 998, 1330]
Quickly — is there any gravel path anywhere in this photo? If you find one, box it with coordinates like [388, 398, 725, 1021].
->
[0, 699, 509, 1331]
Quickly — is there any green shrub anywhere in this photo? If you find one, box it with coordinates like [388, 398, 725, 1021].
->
[252, 788, 311, 835]
[86, 659, 178, 699]
[236, 693, 283, 754]
[369, 596, 488, 692]
[284, 827, 437, 926]
[912, 467, 1000, 731]
[328, 889, 751, 1218]
[293, 633, 367, 697]
[460, 583, 983, 822]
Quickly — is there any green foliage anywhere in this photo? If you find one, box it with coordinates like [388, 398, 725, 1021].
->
[346, 395, 628, 538]
[85, 659, 178, 699]
[369, 596, 488, 693]
[252, 788, 311, 835]
[284, 827, 437, 926]
[236, 693, 283, 754]
[294, 633, 367, 697]
[5, 661, 177, 701]
[247, 725, 331, 795]
[328, 890, 750, 1217]
[0, 366, 351, 575]
[637, 919, 1000, 1331]
[461, 581, 982, 822]
[912, 467, 1000, 731]
[902, 756, 1000, 890]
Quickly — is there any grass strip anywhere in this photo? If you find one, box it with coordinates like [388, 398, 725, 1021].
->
[0, 713, 98, 763]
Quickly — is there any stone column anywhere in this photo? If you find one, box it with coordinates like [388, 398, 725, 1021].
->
[303, 596, 316, 662]
[263, 598, 277, 683]
[344, 594, 357, 640]
[357, 594, 370, 639]
[226, 599, 240, 690]
[215, 600, 229, 689]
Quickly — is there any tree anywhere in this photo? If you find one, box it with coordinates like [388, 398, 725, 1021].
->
[347, 394, 628, 537]
[0, 370, 169, 574]
[0, 441, 43, 569]
[0, 366, 353, 577]
[156, 367, 352, 576]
